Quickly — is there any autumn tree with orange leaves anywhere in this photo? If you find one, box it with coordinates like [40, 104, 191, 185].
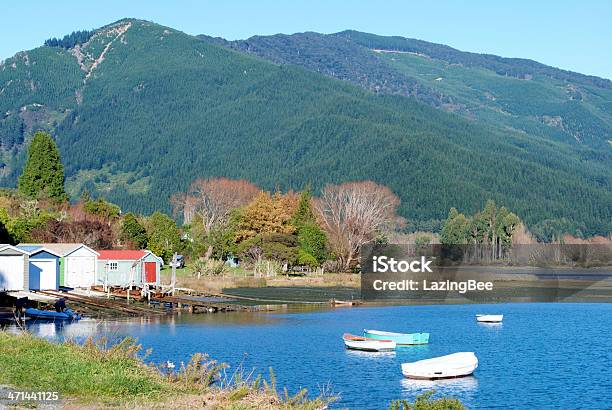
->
[236, 191, 299, 241]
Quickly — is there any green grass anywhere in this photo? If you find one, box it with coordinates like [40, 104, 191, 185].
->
[0, 332, 335, 408]
[0, 333, 167, 403]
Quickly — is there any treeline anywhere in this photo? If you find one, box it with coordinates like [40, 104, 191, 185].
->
[44, 30, 94, 49]
[5, 131, 606, 274]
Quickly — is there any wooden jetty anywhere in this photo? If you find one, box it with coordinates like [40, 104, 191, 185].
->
[37, 290, 163, 317]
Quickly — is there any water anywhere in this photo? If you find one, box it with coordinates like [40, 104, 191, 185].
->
[13, 303, 612, 409]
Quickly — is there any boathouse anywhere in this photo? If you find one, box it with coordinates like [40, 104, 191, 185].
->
[19, 243, 99, 288]
[0, 244, 30, 292]
[96, 250, 162, 287]
[16, 245, 61, 291]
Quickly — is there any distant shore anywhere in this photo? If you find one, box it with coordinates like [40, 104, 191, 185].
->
[161, 265, 612, 305]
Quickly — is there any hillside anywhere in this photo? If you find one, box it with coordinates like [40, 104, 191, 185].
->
[221, 30, 612, 150]
[0, 19, 610, 236]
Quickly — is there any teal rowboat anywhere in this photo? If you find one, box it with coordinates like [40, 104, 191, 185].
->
[364, 329, 429, 345]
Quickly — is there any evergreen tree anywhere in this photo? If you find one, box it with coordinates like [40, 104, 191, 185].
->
[291, 187, 317, 227]
[440, 208, 470, 245]
[18, 131, 67, 202]
[121, 213, 148, 249]
[292, 188, 327, 265]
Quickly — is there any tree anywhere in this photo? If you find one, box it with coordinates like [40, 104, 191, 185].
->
[441, 201, 522, 261]
[297, 223, 327, 264]
[292, 189, 327, 266]
[18, 131, 67, 202]
[291, 187, 317, 227]
[440, 208, 470, 245]
[236, 191, 298, 241]
[146, 211, 181, 262]
[121, 213, 148, 248]
[172, 177, 260, 231]
[30, 220, 114, 249]
[84, 198, 121, 222]
[315, 181, 401, 271]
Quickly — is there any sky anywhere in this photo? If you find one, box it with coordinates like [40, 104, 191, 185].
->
[2, 0, 611, 79]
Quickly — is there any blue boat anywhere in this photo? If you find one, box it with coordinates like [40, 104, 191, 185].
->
[25, 308, 81, 321]
[364, 329, 429, 345]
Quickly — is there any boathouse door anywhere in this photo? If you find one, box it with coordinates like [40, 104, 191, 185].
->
[144, 262, 157, 283]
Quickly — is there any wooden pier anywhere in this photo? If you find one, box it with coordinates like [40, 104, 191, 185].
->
[31, 287, 255, 318]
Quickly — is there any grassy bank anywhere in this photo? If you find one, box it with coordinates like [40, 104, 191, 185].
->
[0, 332, 333, 409]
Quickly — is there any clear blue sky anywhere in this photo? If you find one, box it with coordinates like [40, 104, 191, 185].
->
[2, 0, 611, 79]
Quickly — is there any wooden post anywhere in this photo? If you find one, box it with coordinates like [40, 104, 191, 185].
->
[171, 253, 177, 296]
[106, 263, 110, 299]
[103, 263, 108, 293]
[127, 266, 134, 304]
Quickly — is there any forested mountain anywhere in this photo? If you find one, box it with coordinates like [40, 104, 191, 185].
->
[0, 19, 610, 236]
[220, 30, 612, 150]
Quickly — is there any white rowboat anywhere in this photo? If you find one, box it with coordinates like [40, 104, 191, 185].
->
[401, 352, 478, 380]
[343, 333, 396, 352]
[476, 314, 503, 323]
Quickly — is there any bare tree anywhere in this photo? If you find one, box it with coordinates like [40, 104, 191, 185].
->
[315, 181, 402, 271]
[173, 178, 260, 231]
[171, 192, 197, 225]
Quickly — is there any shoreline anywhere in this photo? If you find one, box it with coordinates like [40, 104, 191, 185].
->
[2, 267, 610, 321]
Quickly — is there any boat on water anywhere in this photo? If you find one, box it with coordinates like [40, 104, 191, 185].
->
[343, 333, 396, 352]
[476, 314, 503, 323]
[364, 329, 429, 345]
[25, 308, 81, 321]
[401, 352, 478, 380]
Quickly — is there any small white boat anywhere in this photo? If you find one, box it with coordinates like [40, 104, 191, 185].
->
[476, 314, 503, 323]
[343, 333, 396, 352]
[401, 352, 478, 380]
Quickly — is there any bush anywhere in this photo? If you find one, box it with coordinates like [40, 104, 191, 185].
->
[389, 391, 465, 410]
[191, 258, 228, 277]
[297, 222, 327, 263]
[297, 249, 318, 268]
[254, 259, 283, 277]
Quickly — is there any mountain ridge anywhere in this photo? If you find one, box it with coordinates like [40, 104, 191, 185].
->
[0, 18, 610, 236]
[216, 29, 612, 149]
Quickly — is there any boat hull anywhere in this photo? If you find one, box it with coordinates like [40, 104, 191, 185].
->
[343, 333, 396, 352]
[476, 314, 503, 323]
[25, 308, 81, 321]
[364, 329, 429, 345]
[401, 352, 478, 380]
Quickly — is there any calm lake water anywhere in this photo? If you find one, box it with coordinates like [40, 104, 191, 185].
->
[14, 303, 612, 409]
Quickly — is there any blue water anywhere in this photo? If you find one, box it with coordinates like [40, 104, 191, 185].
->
[20, 303, 612, 409]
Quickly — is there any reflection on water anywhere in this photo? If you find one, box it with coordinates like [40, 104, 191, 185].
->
[477, 322, 503, 329]
[345, 349, 396, 359]
[400, 376, 479, 396]
[396, 344, 430, 353]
